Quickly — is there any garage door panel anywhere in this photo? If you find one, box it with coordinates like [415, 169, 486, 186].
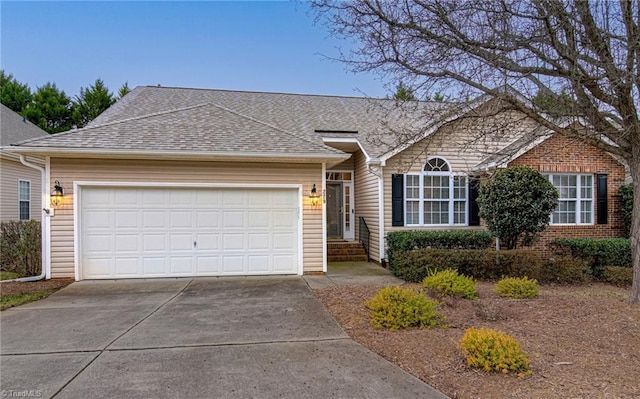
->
[196, 234, 219, 250]
[248, 234, 269, 250]
[273, 255, 295, 272]
[222, 211, 244, 228]
[143, 258, 166, 274]
[115, 211, 139, 228]
[143, 211, 165, 228]
[273, 211, 296, 228]
[170, 234, 193, 251]
[81, 187, 299, 279]
[115, 258, 139, 276]
[115, 235, 139, 252]
[143, 234, 167, 251]
[170, 257, 193, 274]
[114, 190, 138, 205]
[170, 211, 192, 228]
[196, 257, 219, 273]
[273, 233, 295, 250]
[223, 234, 244, 250]
[248, 211, 270, 227]
[85, 211, 111, 229]
[248, 255, 270, 272]
[222, 256, 244, 273]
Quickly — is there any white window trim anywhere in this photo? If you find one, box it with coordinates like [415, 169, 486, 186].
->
[404, 158, 468, 227]
[18, 179, 31, 220]
[548, 173, 594, 226]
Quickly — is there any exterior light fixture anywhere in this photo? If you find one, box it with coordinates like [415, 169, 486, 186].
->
[51, 181, 64, 207]
[309, 184, 320, 207]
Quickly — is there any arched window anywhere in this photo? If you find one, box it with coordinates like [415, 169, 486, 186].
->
[404, 157, 467, 226]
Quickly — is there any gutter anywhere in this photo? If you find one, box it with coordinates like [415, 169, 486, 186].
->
[6, 155, 50, 282]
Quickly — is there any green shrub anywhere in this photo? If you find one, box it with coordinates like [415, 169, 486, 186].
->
[0, 220, 41, 277]
[477, 166, 558, 249]
[386, 230, 492, 265]
[459, 327, 531, 374]
[550, 238, 631, 276]
[603, 266, 634, 286]
[390, 248, 542, 282]
[619, 183, 633, 238]
[540, 256, 590, 284]
[365, 286, 445, 331]
[495, 277, 539, 299]
[422, 269, 478, 299]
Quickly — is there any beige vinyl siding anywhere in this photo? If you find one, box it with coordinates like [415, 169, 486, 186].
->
[328, 157, 355, 171]
[0, 155, 43, 222]
[382, 109, 535, 245]
[353, 150, 381, 261]
[49, 158, 323, 279]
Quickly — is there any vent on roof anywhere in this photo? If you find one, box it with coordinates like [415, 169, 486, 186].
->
[314, 129, 358, 134]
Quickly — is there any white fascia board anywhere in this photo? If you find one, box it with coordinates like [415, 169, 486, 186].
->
[5, 147, 351, 164]
[321, 137, 373, 162]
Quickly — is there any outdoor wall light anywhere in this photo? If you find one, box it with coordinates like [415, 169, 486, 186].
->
[309, 184, 320, 207]
[51, 180, 64, 206]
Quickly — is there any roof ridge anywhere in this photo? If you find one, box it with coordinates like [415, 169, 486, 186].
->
[209, 102, 343, 152]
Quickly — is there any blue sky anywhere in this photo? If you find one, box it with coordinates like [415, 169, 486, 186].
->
[0, 1, 389, 98]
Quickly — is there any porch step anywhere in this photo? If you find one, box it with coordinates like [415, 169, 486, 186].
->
[327, 241, 369, 262]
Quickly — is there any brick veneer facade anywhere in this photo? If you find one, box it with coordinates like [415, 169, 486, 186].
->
[508, 135, 627, 253]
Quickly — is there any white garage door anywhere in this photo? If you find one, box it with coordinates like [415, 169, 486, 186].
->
[80, 186, 300, 279]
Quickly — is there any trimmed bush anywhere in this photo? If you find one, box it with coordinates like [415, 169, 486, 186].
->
[459, 327, 531, 374]
[0, 220, 41, 277]
[422, 269, 478, 299]
[550, 238, 631, 276]
[477, 166, 558, 249]
[386, 230, 492, 265]
[365, 286, 445, 331]
[540, 256, 590, 284]
[495, 277, 539, 299]
[603, 266, 634, 286]
[390, 248, 543, 282]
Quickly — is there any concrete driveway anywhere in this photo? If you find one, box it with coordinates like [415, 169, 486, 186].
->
[1, 277, 448, 399]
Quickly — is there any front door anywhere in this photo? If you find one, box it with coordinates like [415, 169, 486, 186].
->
[326, 183, 343, 239]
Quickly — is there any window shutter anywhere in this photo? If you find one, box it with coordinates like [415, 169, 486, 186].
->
[468, 177, 481, 226]
[597, 174, 608, 224]
[391, 174, 404, 226]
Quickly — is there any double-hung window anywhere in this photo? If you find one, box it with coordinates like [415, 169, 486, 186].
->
[18, 180, 31, 220]
[404, 157, 467, 226]
[548, 174, 593, 225]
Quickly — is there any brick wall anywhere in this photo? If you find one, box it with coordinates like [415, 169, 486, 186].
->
[508, 135, 626, 253]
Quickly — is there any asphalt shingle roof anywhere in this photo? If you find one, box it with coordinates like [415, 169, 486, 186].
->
[1, 104, 49, 146]
[15, 86, 453, 158]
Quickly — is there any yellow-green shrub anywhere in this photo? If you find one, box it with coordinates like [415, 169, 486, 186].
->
[422, 269, 478, 299]
[459, 327, 531, 374]
[365, 286, 445, 331]
[495, 276, 539, 299]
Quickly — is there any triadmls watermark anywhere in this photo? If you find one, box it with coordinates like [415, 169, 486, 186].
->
[1, 390, 43, 398]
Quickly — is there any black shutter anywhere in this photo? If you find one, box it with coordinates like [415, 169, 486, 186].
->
[597, 174, 608, 224]
[391, 174, 404, 226]
[468, 177, 481, 226]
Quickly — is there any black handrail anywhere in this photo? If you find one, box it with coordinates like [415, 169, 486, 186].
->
[358, 216, 371, 262]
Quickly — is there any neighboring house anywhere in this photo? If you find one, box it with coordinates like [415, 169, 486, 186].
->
[7, 86, 626, 280]
[0, 104, 49, 222]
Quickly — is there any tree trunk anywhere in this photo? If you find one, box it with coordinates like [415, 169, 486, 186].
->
[629, 154, 640, 304]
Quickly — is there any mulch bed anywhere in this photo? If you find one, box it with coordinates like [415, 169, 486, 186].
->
[314, 282, 640, 399]
[0, 278, 74, 296]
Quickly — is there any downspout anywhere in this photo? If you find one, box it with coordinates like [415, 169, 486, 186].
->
[8, 155, 49, 282]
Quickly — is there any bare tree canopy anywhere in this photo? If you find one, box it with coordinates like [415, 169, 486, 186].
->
[312, 0, 640, 303]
